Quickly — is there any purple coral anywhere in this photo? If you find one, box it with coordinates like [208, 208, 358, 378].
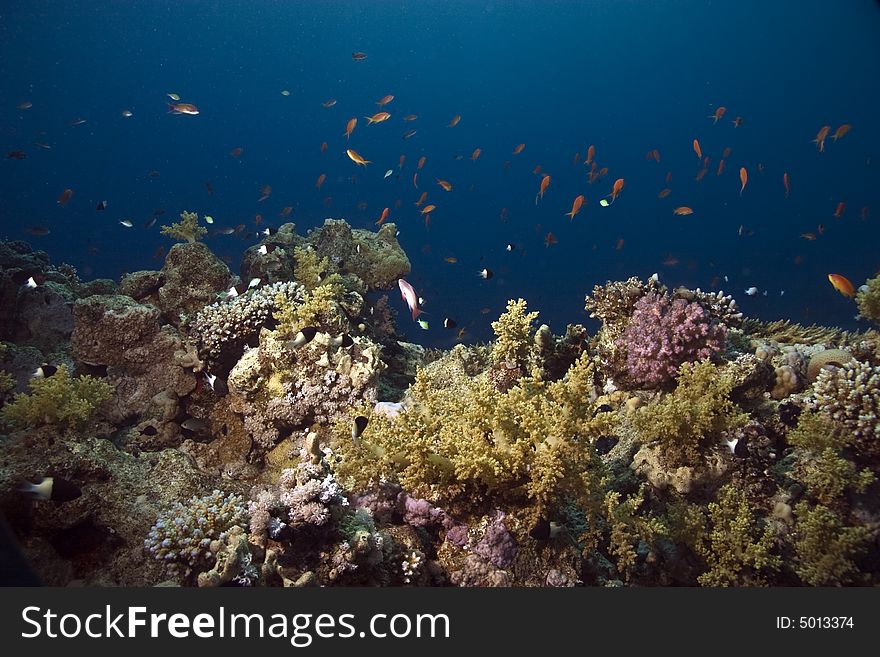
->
[616, 292, 726, 388]
[472, 514, 517, 569]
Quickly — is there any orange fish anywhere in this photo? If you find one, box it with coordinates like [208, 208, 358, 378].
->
[320, 141, 328, 154]
[572, 152, 581, 165]
[471, 148, 481, 161]
[827, 274, 855, 298]
[279, 207, 292, 218]
[436, 179, 453, 192]
[375, 207, 390, 225]
[716, 159, 725, 176]
[565, 194, 585, 219]
[417, 156, 427, 170]
[693, 138, 702, 159]
[695, 168, 708, 182]
[535, 175, 550, 204]
[421, 204, 436, 214]
[650, 149, 661, 163]
[444, 256, 458, 264]
[254, 214, 263, 225]
[345, 149, 370, 166]
[615, 238, 625, 250]
[722, 146, 732, 158]
[609, 178, 624, 204]
[399, 154, 406, 170]
[229, 147, 244, 158]
[376, 94, 394, 107]
[512, 143, 525, 155]
[665, 171, 673, 184]
[544, 232, 558, 247]
[813, 125, 830, 152]
[739, 167, 747, 196]
[586, 144, 595, 165]
[783, 172, 790, 198]
[322, 99, 337, 108]
[708, 106, 726, 123]
[673, 206, 693, 215]
[415, 191, 428, 206]
[57, 188, 73, 205]
[832, 124, 851, 141]
[365, 111, 391, 124]
[344, 117, 357, 140]
[834, 201, 845, 219]
[658, 188, 672, 199]
[447, 115, 461, 128]
[167, 103, 199, 115]
[532, 165, 543, 175]
[316, 173, 326, 189]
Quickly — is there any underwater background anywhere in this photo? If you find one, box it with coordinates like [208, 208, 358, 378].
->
[2, 0, 879, 347]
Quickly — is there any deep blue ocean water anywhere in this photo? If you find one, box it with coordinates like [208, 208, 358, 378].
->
[1, 0, 878, 347]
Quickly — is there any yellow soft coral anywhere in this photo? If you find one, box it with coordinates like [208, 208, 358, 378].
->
[273, 280, 345, 337]
[293, 245, 329, 291]
[160, 210, 207, 243]
[490, 298, 539, 367]
[0, 365, 113, 431]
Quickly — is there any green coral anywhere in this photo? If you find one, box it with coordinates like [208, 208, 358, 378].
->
[632, 360, 748, 468]
[792, 502, 872, 586]
[293, 245, 329, 291]
[787, 412, 874, 508]
[602, 487, 666, 582]
[672, 485, 780, 587]
[490, 298, 539, 366]
[273, 280, 346, 337]
[331, 351, 613, 528]
[0, 365, 113, 431]
[160, 210, 208, 243]
[856, 273, 880, 325]
[0, 370, 14, 396]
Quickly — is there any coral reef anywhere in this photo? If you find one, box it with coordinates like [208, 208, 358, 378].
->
[160, 210, 208, 243]
[812, 359, 880, 458]
[158, 242, 232, 324]
[856, 273, 880, 325]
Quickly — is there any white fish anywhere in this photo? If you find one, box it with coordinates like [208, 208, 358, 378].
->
[248, 277, 261, 288]
[121, 109, 133, 118]
[397, 278, 423, 321]
[20, 478, 54, 500]
[204, 215, 214, 224]
[599, 199, 609, 207]
[780, 290, 785, 296]
[25, 277, 38, 288]
[227, 285, 239, 298]
[724, 275, 729, 282]
[119, 219, 133, 227]
[744, 287, 758, 296]
[205, 373, 217, 390]
[417, 319, 429, 330]
[723, 437, 739, 454]
[384, 169, 393, 179]
[649, 273, 660, 282]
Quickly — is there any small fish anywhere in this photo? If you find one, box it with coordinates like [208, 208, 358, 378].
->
[447, 115, 461, 127]
[229, 147, 244, 157]
[365, 111, 391, 124]
[478, 268, 493, 280]
[352, 415, 369, 444]
[375, 207, 390, 225]
[565, 194, 585, 219]
[420, 204, 436, 214]
[69, 117, 87, 126]
[384, 169, 393, 179]
[471, 147, 481, 161]
[352, 51, 368, 61]
[167, 103, 199, 115]
[329, 333, 355, 349]
[121, 109, 133, 118]
[672, 206, 693, 216]
[20, 477, 81, 503]
[609, 178, 624, 204]
[26, 226, 50, 236]
[832, 124, 851, 141]
[119, 219, 134, 228]
[181, 418, 209, 433]
[693, 138, 702, 159]
[25, 276, 39, 288]
[316, 173, 327, 189]
[827, 273, 855, 298]
[57, 188, 73, 205]
[258, 184, 272, 201]
[204, 215, 214, 224]
[280, 206, 293, 218]
[783, 172, 791, 198]
[322, 98, 337, 108]
[506, 243, 515, 252]
[33, 141, 51, 150]
[290, 326, 319, 349]
[96, 200, 108, 211]
[16, 101, 33, 110]
[731, 116, 743, 128]
[739, 167, 748, 196]
[403, 114, 418, 121]
[258, 243, 279, 254]
[167, 93, 181, 101]
[376, 94, 394, 106]
[346, 149, 370, 166]
[320, 141, 328, 154]
[657, 188, 672, 199]
[402, 129, 417, 139]
[281, 90, 290, 96]
[708, 106, 727, 123]
[417, 319, 429, 330]
[535, 175, 551, 204]
[800, 232, 817, 241]
[436, 179, 453, 192]
[744, 287, 758, 296]
[415, 191, 428, 206]
[544, 232, 558, 247]
[813, 125, 831, 152]
[833, 201, 845, 219]
[32, 364, 58, 379]
[444, 256, 458, 264]
[512, 143, 525, 155]
[586, 144, 595, 164]
[398, 278, 423, 320]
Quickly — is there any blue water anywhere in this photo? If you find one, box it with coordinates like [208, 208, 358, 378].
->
[2, 0, 879, 347]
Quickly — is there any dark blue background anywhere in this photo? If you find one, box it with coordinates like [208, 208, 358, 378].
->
[2, 0, 878, 346]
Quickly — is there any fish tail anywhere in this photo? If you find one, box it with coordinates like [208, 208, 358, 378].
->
[411, 307, 423, 321]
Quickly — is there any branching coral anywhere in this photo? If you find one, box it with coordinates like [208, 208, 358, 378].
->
[792, 502, 872, 586]
[812, 360, 880, 458]
[602, 487, 666, 583]
[331, 351, 613, 528]
[274, 281, 347, 337]
[856, 274, 880, 325]
[490, 299, 539, 367]
[615, 292, 727, 389]
[632, 360, 748, 468]
[160, 210, 208, 243]
[0, 364, 113, 431]
[144, 490, 248, 579]
[293, 246, 329, 291]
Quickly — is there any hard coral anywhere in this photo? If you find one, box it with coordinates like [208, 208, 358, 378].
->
[160, 210, 207, 243]
[856, 274, 880, 325]
[812, 360, 880, 458]
[293, 245, 328, 291]
[0, 364, 112, 431]
[615, 292, 727, 389]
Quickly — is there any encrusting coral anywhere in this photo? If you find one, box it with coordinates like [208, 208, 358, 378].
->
[0, 364, 112, 431]
[160, 210, 208, 243]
